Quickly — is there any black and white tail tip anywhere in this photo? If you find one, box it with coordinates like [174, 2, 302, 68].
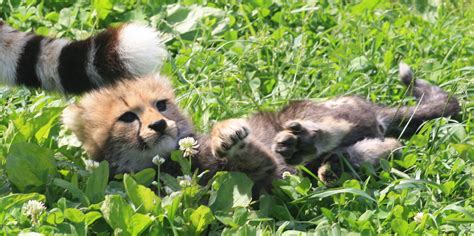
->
[0, 22, 168, 94]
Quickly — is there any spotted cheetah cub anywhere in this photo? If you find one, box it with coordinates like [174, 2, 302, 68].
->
[63, 63, 459, 192]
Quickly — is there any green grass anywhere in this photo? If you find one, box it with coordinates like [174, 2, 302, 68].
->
[1, 0, 473, 235]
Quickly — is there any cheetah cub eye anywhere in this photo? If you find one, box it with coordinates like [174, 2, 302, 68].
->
[118, 112, 138, 123]
[156, 100, 167, 111]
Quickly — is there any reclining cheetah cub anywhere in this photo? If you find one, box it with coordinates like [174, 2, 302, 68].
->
[211, 63, 460, 183]
[63, 63, 459, 193]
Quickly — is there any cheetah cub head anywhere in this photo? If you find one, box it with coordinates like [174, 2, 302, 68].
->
[62, 75, 193, 175]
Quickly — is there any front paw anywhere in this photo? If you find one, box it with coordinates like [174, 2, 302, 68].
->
[211, 119, 250, 158]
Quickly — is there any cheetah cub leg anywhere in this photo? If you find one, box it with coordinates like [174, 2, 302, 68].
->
[211, 119, 285, 181]
[273, 120, 321, 165]
[274, 119, 353, 165]
[345, 137, 402, 167]
[315, 138, 402, 185]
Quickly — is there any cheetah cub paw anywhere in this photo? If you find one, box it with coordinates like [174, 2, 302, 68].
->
[273, 120, 320, 161]
[273, 130, 298, 160]
[211, 119, 250, 158]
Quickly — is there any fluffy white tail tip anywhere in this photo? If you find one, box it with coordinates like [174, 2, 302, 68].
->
[117, 24, 169, 76]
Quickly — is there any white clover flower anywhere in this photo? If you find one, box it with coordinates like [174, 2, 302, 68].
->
[178, 137, 199, 157]
[152, 154, 166, 166]
[22, 200, 46, 225]
[282, 171, 292, 178]
[84, 159, 100, 171]
[178, 175, 192, 187]
[413, 212, 424, 223]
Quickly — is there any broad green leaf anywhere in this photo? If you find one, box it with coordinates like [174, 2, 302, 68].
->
[123, 174, 161, 214]
[34, 110, 61, 144]
[128, 213, 153, 235]
[46, 208, 65, 225]
[232, 207, 249, 226]
[391, 218, 408, 235]
[132, 168, 156, 186]
[190, 205, 214, 234]
[85, 161, 109, 204]
[395, 154, 417, 168]
[85, 211, 102, 226]
[441, 181, 456, 196]
[64, 208, 85, 223]
[6, 142, 57, 192]
[209, 172, 253, 212]
[92, 0, 112, 20]
[343, 179, 361, 190]
[452, 143, 473, 155]
[100, 195, 133, 234]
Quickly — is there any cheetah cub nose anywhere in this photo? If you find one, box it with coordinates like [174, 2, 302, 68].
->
[149, 119, 167, 133]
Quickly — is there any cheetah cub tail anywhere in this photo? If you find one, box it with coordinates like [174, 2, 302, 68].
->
[0, 22, 168, 94]
[382, 63, 461, 137]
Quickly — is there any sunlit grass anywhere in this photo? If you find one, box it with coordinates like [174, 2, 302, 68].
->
[0, 0, 472, 234]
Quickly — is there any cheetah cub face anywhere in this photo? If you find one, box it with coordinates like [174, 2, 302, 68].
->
[63, 76, 193, 174]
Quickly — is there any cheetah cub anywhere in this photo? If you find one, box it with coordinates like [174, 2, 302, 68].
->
[63, 63, 459, 192]
[210, 63, 460, 183]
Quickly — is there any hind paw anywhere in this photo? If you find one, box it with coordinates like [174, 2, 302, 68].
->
[273, 120, 321, 163]
[273, 130, 298, 160]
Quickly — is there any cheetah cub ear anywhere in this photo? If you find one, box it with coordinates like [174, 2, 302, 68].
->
[62, 104, 86, 142]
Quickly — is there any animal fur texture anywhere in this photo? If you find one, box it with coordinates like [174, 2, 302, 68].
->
[63, 63, 460, 193]
[0, 22, 167, 94]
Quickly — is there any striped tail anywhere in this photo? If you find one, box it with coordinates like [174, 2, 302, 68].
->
[382, 63, 461, 137]
[0, 21, 168, 94]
